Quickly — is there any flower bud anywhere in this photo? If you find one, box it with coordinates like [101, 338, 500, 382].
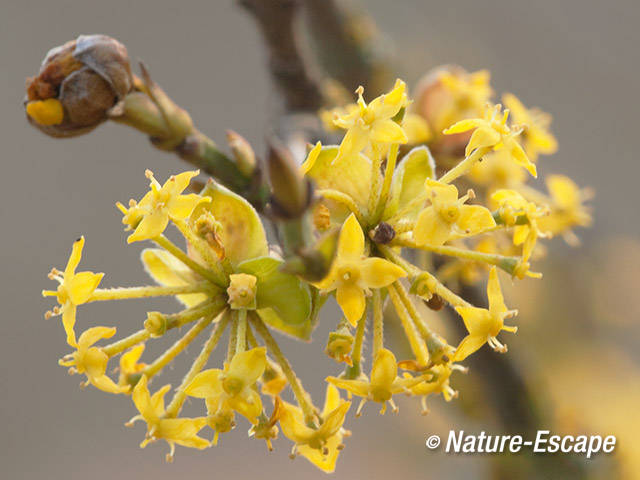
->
[25, 34, 133, 137]
[226, 130, 256, 176]
[266, 141, 311, 218]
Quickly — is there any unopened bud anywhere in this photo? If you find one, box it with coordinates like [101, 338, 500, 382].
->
[25, 34, 132, 137]
[267, 141, 310, 218]
[226, 130, 256, 176]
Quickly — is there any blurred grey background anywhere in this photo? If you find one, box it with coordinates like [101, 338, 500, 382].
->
[1, 1, 638, 479]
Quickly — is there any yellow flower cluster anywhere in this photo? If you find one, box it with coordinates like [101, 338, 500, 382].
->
[42, 69, 590, 473]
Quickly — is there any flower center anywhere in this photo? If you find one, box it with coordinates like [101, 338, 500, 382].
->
[222, 376, 244, 396]
[439, 204, 461, 223]
[337, 264, 360, 285]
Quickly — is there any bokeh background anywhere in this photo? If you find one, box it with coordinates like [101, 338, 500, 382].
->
[1, 0, 638, 478]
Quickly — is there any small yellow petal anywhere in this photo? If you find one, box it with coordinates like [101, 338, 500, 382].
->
[167, 194, 208, 220]
[456, 205, 496, 235]
[77, 326, 116, 349]
[453, 334, 487, 362]
[487, 267, 508, 316]
[67, 271, 103, 305]
[414, 207, 452, 246]
[64, 236, 85, 278]
[370, 119, 408, 144]
[127, 208, 169, 243]
[300, 141, 322, 174]
[359, 257, 406, 288]
[227, 347, 267, 389]
[455, 306, 491, 336]
[62, 304, 77, 347]
[465, 127, 501, 156]
[337, 213, 365, 260]
[336, 283, 366, 326]
[370, 349, 397, 391]
[443, 118, 484, 135]
[185, 369, 224, 398]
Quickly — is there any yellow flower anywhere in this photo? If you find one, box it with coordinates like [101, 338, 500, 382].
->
[128, 375, 209, 461]
[248, 397, 282, 451]
[326, 348, 428, 415]
[405, 363, 464, 414]
[414, 179, 495, 246]
[491, 189, 548, 265]
[315, 214, 406, 325]
[503, 93, 558, 162]
[117, 170, 209, 243]
[43, 236, 104, 346]
[537, 175, 592, 243]
[59, 326, 129, 394]
[453, 267, 518, 361]
[333, 79, 409, 161]
[185, 347, 267, 425]
[444, 103, 537, 177]
[279, 384, 350, 473]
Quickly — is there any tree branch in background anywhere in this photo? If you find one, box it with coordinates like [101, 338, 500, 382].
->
[302, 0, 393, 96]
[239, 0, 323, 112]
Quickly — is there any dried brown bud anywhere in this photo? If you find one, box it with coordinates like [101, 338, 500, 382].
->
[425, 293, 445, 311]
[369, 222, 396, 244]
[25, 34, 133, 137]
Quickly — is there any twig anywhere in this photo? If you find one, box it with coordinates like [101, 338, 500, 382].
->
[302, 0, 392, 95]
[239, 0, 323, 112]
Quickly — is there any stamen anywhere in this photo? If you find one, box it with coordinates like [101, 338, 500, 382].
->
[421, 397, 429, 416]
[165, 442, 175, 463]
